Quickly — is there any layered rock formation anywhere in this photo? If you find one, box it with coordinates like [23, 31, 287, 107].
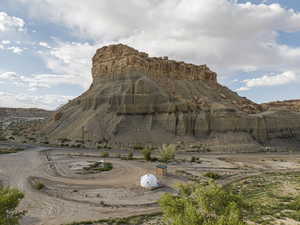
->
[92, 45, 217, 82]
[262, 100, 300, 112]
[42, 44, 300, 148]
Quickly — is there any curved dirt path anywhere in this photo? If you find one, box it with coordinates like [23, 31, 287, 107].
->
[0, 147, 159, 225]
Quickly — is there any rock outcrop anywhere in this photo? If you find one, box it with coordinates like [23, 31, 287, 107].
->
[92, 44, 217, 82]
[262, 100, 300, 112]
[42, 44, 300, 149]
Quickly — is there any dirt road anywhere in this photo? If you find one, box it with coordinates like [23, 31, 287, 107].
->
[0, 147, 159, 225]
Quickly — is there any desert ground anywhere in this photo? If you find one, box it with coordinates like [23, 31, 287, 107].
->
[0, 143, 299, 225]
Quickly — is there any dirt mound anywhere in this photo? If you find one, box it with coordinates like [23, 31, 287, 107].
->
[42, 44, 300, 147]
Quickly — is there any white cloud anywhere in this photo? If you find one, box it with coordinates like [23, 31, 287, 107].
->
[237, 71, 298, 91]
[14, 0, 300, 77]
[2, 40, 11, 44]
[0, 91, 74, 110]
[39, 41, 51, 48]
[0, 72, 19, 80]
[7, 46, 23, 54]
[0, 12, 25, 32]
[39, 42, 98, 89]
[2, 0, 300, 108]
[0, 71, 80, 90]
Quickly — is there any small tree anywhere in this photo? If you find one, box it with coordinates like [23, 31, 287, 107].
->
[159, 182, 249, 225]
[127, 151, 134, 160]
[159, 144, 176, 163]
[0, 188, 25, 225]
[142, 147, 152, 161]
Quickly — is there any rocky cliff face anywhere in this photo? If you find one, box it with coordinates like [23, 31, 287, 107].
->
[42, 44, 300, 148]
[92, 44, 217, 82]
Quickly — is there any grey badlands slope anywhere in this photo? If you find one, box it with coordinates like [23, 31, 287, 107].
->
[42, 44, 300, 147]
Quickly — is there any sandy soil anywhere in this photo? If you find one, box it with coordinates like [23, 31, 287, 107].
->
[0, 145, 300, 225]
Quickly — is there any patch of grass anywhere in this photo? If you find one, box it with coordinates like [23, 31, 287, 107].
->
[96, 162, 113, 172]
[203, 172, 221, 180]
[229, 172, 300, 224]
[83, 162, 113, 173]
[100, 152, 109, 158]
[289, 195, 300, 210]
[62, 212, 162, 225]
[97, 143, 112, 149]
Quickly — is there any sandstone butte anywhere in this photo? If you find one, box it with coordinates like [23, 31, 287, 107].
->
[42, 44, 300, 150]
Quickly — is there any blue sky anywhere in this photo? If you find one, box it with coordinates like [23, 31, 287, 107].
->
[0, 0, 300, 109]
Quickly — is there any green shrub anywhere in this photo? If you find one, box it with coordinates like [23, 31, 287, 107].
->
[34, 182, 45, 190]
[159, 144, 176, 163]
[204, 172, 221, 180]
[97, 143, 112, 149]
[127, 151, 134, 160]
[0, 188, 25, 225]
[133, 143, 143, 150]
[97, 162, 113, 172]
[101, 152, 109, 158]
[159, 182, 249, 225]
[191, 156, 196, 162]
[142, 147, 152, 161]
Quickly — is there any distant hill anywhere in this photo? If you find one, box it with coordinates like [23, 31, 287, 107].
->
[0, 107, 53, 120]
[261, 100, 300, 112]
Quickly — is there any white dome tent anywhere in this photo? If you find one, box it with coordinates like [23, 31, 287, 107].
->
[140, 174, 159, 189]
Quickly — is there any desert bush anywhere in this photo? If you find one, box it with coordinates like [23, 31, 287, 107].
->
[34, 182, 45, 190]
[58, 138, 71, 143]
[142, 147, 152, 161]
[97, 143, 112, 149]
[0, 188, 25, 225]
[159, 182, 249, 225]
[100, 162, 113, 172]
[204, 172, 221, 180]
[127, 151, 134, 160]
[133, 143, 144, 150]
[159, 144, 176, 162]
[190, 156, 196, 162]
[53, 112, 63, 121]
[101, 152, 109, 158]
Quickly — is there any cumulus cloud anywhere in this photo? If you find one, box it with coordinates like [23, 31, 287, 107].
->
[0, 12, 25, 32]
[0, 71, 80, 91]
[237, 71, 298, 91]
[39, 42, 99, 88]
[4, 0, 300, 108]
[0, 71, 77, 109]
[15, 0, 300, 77]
